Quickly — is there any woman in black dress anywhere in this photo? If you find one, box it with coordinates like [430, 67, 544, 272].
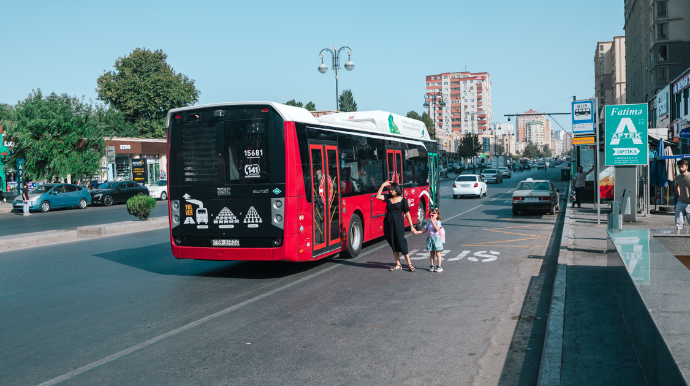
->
[376, 181, 420, 271]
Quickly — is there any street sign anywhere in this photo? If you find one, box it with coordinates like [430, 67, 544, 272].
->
[605, 104, 648, 166]
[17, 158, 25, 188]
[572, 100, 594, 134]
[573, 136, 595, 145]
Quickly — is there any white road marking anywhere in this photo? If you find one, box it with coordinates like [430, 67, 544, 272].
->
[443, 205, 484, 222]
[448, 250, 470, 261]
[467, 251, 500, 262]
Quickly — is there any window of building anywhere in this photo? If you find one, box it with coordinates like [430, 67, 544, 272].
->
[657, 1, 668, 17]
[600, 53, 604, 58]
[657, 45, 668, 62]
[657, 23, 668, 39]
[600, 90, 605, 97]
[600, 44, 604, 51]
[657, 66, 668, 83]
[599, 60, 603, 66]
[600, 83, 604, 89]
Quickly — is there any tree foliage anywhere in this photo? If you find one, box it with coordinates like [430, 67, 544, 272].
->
[406, 111, 435, 138]
[523, 142, 539, 159]
[338, 89, 357, 112]
[1, 90, 105, 182]
[304, 101, 316, 111]
[96, 48, 200, 138]
[285, 99, 303, 108]
[497, 144, 505, 155]
[456, 134, 482, 159]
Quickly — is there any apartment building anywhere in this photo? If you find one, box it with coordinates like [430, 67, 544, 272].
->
[526, 121, 546, 147]
[425, 71, 492, 152]
[625, 0, 690, 103]
[595, 37, 627, 116]
[516, 109, 546, 143]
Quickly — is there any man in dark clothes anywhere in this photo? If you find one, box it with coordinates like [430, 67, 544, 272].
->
[22, 181, 31, 216]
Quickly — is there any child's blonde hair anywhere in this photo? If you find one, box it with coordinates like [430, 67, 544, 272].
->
[430, 208, 442, 221]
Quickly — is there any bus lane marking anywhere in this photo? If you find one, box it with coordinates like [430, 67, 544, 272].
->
[467, 251, 500, 262]
[447, 250, 471, 261]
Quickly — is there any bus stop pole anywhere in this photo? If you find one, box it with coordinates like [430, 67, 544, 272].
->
[595, 97, 600, 225]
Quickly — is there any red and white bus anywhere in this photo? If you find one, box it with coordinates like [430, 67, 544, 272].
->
[166, 102, 440, 261]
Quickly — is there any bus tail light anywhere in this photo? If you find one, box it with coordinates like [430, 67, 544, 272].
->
[171, 200, 181, 228]
[271, 198, 284, 230]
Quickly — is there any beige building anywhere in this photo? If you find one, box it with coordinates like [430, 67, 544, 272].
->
[516, 109, 546, 143]
[425, 71, 492, 152]
[625, 0, 690, 103]
[595, 37, 627, 115]
[526, 121, 546, 147]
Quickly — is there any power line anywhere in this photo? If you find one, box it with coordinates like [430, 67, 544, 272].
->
[536, 96, 574, 112]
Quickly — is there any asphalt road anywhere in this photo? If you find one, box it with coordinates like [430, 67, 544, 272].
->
[0, 167, 568, 385]
[0, 200, 169, 237]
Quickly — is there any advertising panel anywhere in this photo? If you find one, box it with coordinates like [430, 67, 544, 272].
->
[605, 104, 648, 166]
[132, 158, 148, 185]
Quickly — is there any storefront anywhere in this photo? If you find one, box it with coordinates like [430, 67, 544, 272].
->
[103, 138, 167, 185]
[671, 67, 690, 155]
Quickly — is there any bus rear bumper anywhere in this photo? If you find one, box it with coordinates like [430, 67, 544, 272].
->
[170, 235, 300, 261]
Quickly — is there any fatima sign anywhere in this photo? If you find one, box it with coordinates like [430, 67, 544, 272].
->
[605, 104, 648, 166]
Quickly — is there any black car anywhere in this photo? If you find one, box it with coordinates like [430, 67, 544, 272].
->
[90, 181, 149, 206]
[512, 163, 523, 171]
[522, 163, 531, 170]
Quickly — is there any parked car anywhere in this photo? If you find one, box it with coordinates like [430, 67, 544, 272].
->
[512, 163, 524, 172]
[13, 183, 91, 213]
[550, 162, 556, 168]
[147, 179, 168, 200]
[453, 174, 487, 198]
[448, 163, 463, 174]
[512, 178, 560, 215]
[537, 162, 546, 170]
[498, 167, 512, 178]
[90, 181, 149, 206]
[480, 169, 503, 184]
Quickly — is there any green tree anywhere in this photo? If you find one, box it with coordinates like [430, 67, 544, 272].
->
[510, 154, 520, 161]
[304, 101, 316, 111]
[338, 89, 357, 112]
[406, 110, 435, 138]
[457, 134, 482, 160]
[1, 90, 105, 183]
[497, 144, 505, 155]
[523, 142, 539, 159]
[96, 48, 200, 138]
[285, 99, 303, 108]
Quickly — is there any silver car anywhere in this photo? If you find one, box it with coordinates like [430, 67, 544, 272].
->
[498, 167, 512, 178]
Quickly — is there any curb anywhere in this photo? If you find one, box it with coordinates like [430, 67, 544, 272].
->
[537, 180, 572, 386]
[0, 216, 168, 253]
[0, 206, 13, 213]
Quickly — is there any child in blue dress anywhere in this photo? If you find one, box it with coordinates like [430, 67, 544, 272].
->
[422, 208, 444, 272]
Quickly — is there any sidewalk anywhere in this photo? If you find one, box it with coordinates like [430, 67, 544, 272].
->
[0, 202, 14, 213]
[541, 203, 679, 385]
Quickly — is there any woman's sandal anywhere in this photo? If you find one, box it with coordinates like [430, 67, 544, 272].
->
[408, 265, 415, 272]
[390, 265, 402, 271]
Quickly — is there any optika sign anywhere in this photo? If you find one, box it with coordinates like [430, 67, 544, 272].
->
[609, 107, 643, 116]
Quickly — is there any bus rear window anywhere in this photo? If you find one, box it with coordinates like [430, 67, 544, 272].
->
[225, 118, 270, 184]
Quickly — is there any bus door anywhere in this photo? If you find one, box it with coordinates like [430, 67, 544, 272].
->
[428, 152, 439, 209]
[309, 143, 341, 256]
[385, 149, 404, 186]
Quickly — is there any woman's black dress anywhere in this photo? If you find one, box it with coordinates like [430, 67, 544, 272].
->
[383, 195, 409, 255]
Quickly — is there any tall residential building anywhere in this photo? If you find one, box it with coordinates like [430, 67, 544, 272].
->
[625, 0, 690, 103]
[526, 121, 546, 147]
[425, 71, 492, 152]
[595, 37, 627, 114]
[516, 109, 546, 143]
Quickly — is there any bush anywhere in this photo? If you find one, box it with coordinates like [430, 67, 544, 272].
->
[127, 195, 157, 220]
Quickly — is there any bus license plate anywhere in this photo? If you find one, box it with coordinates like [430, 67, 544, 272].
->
[213, 239, 240, 247]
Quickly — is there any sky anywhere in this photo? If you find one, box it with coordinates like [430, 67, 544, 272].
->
[0, 0, 624, 135]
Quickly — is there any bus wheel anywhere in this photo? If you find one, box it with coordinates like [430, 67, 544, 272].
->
[415, 200, 426, 231]
[342, 214, 363, 258]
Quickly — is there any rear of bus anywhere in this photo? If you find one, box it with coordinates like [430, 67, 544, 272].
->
[167, 103, 303, 261]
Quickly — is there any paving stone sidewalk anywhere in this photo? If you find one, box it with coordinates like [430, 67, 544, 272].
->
[560, 205, 649, 385]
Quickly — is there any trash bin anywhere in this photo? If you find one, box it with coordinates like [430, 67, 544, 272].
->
[561, 168, 571, 181]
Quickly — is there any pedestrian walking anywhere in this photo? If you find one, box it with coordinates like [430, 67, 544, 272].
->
[674, 159, 690, 230]
[375, 180, 420, 272]
[572, 165, 594, 208]
[22, 181, 31, 216]
[421, 208, 444, 272]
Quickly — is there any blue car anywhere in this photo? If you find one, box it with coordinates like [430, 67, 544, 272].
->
[13, 183, 92, 212]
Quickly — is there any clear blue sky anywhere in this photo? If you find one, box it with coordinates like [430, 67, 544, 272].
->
[0, 0, 624, 133]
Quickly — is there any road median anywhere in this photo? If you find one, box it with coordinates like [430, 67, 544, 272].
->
[0, 216, 168, 253]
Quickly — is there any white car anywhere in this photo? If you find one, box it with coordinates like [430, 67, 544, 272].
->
[453, 174, 487, 198]
[147, 179, 168, 200]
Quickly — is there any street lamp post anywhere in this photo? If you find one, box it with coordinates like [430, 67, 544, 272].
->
[318, 46, 354, 111]
[423, 92, 446, 141]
